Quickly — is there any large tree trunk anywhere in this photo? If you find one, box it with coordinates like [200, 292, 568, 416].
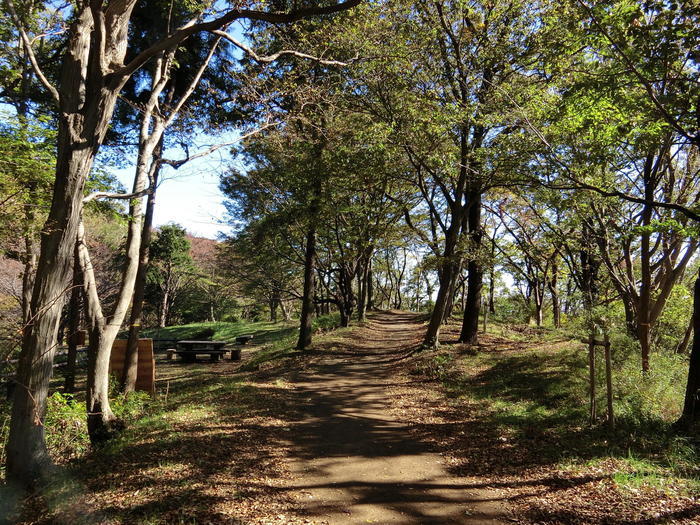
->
[460, 192, 483, 344]
[677, 276, 700, 429]
[6, 133, 104, 486]
[4, 8, 131, 476]
[297, 222, 317, 350]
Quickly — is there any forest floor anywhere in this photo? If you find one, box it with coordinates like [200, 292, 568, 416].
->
[5, 310, 700, 524]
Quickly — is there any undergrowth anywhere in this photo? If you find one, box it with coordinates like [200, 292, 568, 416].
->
[415, 322, 700, 496]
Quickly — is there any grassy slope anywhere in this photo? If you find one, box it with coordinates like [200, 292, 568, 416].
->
[139, 319, 297, 346]
[421, 321, 700, 500]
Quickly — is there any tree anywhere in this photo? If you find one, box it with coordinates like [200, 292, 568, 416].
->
[4, 0, 361, 488]
[347, 0, 553, 347]
[146, 225, 194, 328]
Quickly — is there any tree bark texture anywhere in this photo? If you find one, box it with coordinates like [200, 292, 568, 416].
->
[460, 192, 483, 344]
[123, 168, 159, 393]
[423, 223, 461, 348]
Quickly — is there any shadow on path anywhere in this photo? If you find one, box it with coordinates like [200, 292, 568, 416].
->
[277, 311, 506, 524]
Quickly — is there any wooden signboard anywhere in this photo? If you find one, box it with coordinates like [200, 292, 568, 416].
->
[109, 339, 155, 395]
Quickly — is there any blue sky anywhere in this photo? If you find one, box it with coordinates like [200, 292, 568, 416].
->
[114, 136, 237, 240]
[112, 20, 250, 240]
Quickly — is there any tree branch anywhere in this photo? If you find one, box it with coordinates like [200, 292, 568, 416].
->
[111, 0, 362, 82]
[159, 121, 280, 169]
[212, 30, 353, 66]
[83, 188, 152, 204]
[5, 0, 60, 104]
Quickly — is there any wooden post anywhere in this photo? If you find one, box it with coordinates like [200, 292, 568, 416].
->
[604, 334, 615, 430]
[588, 340, 597, 425]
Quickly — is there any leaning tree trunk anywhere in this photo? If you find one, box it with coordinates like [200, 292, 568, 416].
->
[4, 8, 131, 477]
[11, 0, 138, 463]
[677, 275, 700, 429]
[5, 123, 109, 486]
[677, 315, 694, 355]
[424, 263, 457, 347]
[79, 101, 154, 439]
[459, 192, 483, 345]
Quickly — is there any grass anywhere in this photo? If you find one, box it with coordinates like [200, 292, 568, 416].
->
[0, 314, 341, 492]
[0, 316, 310, 523]
[139, 319, 297, 347]
[424, 322, 700, 497]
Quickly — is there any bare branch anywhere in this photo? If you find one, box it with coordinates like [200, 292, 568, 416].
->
[212, 30, 353, 66]
[159, 121, 280, 169]
[542, 181, 700, 223]
[164, 36, 221, 128]
[112, 0, 362, 82]
[83, 188, 152, 204]
[5, 0, 60, 104]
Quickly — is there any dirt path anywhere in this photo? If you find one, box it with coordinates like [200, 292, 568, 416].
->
[279, 311, 506, 524]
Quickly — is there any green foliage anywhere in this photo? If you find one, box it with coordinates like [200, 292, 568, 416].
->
[615, 352, 689, 426]
[312, 312, 341, 333]
[654, 285, 693, 351]
[434, 321, 699, 494]
[0, 116, 55, 252]
[43, 393, 90, 461]
[491, 294, 531, 325]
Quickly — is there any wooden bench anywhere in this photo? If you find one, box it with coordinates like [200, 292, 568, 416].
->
[174, 340, 228, 362]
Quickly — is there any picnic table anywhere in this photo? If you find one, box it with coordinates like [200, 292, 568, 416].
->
[174, 340, 228, 362]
